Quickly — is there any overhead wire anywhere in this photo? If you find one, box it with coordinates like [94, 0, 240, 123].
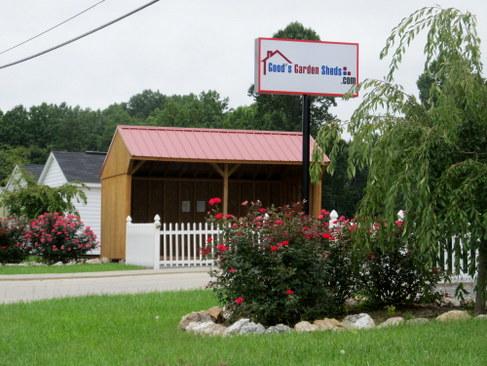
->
[0, 0, 108, 57]
[0, 0, 160, 70]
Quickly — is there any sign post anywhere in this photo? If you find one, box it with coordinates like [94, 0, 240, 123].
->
[302, 95, 311, 213]
[254, 37, 359, 214]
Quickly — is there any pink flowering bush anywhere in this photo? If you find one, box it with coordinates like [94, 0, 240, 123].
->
[205, 200, 358, 326]
[24, 212, 97, 263]
[0, 217, 29, 263]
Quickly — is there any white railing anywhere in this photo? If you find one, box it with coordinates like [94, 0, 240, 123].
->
[125, 211, 477, 281]
[125, 215, 221, 269]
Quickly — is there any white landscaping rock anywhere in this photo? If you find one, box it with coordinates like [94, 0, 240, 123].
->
[294, 321, 319, 332]
[378, 317, 405, 328]
[239, 322, 266, 335]
[342, 313, 376, 329]
[179, 311, 213, 330]
[265, 324, 292, 334]
[436, 310, 472, 322]
[186, 321, 226, 336]
[224, 318, 251, 335]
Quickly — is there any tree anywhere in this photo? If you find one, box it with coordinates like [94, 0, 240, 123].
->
[126, 89, 166, 119]
[316, 6, 487, 313]
[248, 22, 336, 135]
[146, 91, 228, 128]
[0, 180, 86, 219]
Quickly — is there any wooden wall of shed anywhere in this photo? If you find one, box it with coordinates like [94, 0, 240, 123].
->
[130, 177, 300, 224]
[101, 131, 132, 260]
[101, 132, 131, 179]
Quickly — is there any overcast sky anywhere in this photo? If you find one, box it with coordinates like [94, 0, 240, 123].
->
[0, 0, 486, 122]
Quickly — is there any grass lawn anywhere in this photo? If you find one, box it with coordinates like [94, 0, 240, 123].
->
[0, 263, 144, 275]
[0, 290, 486, 366]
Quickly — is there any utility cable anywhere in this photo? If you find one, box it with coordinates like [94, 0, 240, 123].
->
[0, 0, 107, 57]
[0, 0, 160, 70]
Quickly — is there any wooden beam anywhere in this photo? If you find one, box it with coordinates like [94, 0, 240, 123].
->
[228, 164, 240, 176]
[211, 163, 224, 177]
[311, 175, 323, 218]
[131, 160, 145, 175]
[223, 164, 229, 215]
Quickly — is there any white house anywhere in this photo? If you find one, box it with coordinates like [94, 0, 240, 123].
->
[1, 164, 44, 217]
[38, 151, 106, 255]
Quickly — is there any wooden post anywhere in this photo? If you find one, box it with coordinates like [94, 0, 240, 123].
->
[223, 164, 229, 215]
[311, 176, 322, 218]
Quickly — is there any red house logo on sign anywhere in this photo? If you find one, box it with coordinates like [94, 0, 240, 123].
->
[261, 50, 292, 75]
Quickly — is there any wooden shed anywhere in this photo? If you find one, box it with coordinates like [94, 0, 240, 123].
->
[101, 125, 328, 260]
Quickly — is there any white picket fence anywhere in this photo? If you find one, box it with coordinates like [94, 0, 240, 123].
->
[125, 211, 476, 280]
[125, 215, 221, 270]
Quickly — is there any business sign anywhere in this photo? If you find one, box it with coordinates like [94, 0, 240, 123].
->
[255, 37, 359, 97]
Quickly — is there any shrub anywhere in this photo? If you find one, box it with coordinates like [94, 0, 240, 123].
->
[207, 200, 358, 326]
[24, 212, 97, 263]
[0, 218, 29, 263]
[359, 219, 442, 306]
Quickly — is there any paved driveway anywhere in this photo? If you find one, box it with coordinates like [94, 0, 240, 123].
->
[0, 269, 211, 304]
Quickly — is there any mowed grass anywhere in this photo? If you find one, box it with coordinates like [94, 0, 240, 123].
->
[0, 263, 144, 275]
[0, 290, 486, 366]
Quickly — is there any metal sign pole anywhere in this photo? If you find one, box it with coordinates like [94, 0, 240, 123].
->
[302, 94, 311, 215]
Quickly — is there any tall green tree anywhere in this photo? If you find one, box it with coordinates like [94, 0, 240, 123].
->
[317, 6, 487, 313]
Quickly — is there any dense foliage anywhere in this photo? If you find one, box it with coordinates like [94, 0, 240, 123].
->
[25, 212, 97, 263]
[315, 6, 487, 313]
[207, 200, 358, 326]
[359, 219, 442, 306]
[0, 182, 86, 219]
[0, 217, 29, 263]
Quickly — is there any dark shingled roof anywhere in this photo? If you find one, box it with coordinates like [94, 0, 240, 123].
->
[52, 151, 106, 183]
[22, 164, 44, 180]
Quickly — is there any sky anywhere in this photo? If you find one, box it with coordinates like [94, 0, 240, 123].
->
[0, 0, 486, 123]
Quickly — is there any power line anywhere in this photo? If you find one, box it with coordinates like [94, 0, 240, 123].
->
[0, 0, 160, 70]
[0, 0, 107, 57]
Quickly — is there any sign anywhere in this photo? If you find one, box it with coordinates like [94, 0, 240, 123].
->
[255, 37, 359, 97]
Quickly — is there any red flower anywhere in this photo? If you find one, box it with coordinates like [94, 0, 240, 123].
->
[206, 237, 213, 244]
[200, 246, 211, 256]
[320, 209, 330, 216]
[224, 214, 234, 220]
[394, 219, 404, 228]
[270, 245, 279, 252]
[234, 296, 245, 305]
[277, 240, 289, 247]
[208, 197, 222, 206]
[285, 289, 295, 296]
[216, 244, 229, 252]
[321, 232, 332, 240]
[214, 213, 224, 220]
[241, 200, 249, 206]
[258, 208, 267, 214]
[227, 267, 237, 273]
[274, 219, 284, 226]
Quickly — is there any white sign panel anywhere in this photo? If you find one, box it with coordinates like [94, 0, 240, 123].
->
[255, 38, 359, 97]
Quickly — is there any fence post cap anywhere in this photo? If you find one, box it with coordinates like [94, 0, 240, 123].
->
[330, 210, 339, 220]
[126, 216, 132, 224]
[154, 214, 161, 228]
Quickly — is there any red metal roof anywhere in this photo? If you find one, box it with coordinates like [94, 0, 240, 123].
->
[117, 125, 329, 164]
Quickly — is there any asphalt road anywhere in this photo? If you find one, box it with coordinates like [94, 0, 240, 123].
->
[0, 269, 211, 304]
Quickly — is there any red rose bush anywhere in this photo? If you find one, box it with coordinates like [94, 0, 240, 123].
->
[205, 200, 358, 326]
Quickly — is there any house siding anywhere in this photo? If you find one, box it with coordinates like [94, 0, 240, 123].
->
[75, 185, 101, 255]
[41, 158, 67, 187]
